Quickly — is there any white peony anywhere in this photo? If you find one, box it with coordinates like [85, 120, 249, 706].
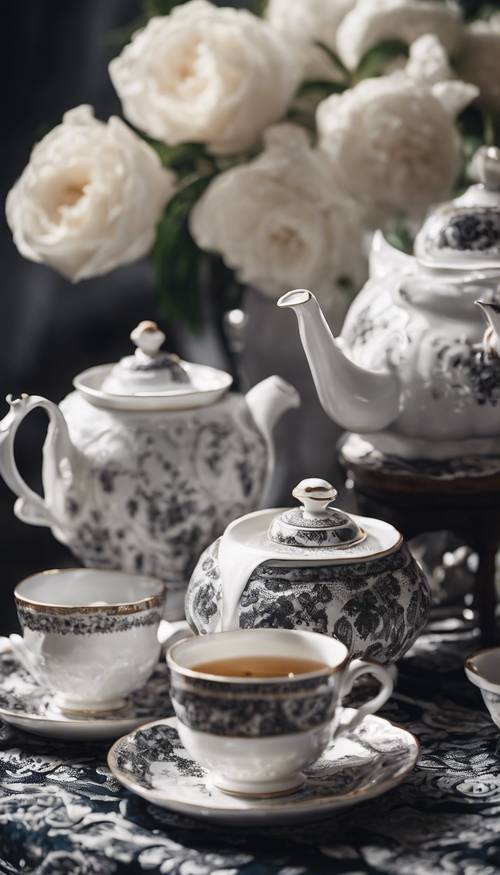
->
[6, 106, 175, 282]
[457, 15, 500, 112]
[109, 0, 299, 156]
[317, 63, 477, 223]
[336, 0, 463, 71]
[405, 34, 477, 117]
[266, 0, 355, 82]
[190, 124, 365, 298]
[405, 33, 454, 86]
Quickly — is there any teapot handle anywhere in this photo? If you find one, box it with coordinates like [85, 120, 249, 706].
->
[0, 394, 73, 529]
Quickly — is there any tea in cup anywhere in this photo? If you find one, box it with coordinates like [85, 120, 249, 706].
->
[12, 568, 166, 713]
[167, 628, 393, 797]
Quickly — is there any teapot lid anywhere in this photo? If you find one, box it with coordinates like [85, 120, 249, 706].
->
[102, 321, 192, 395]
[216, 477, 401, 631]
[414, 146, 500, 272]
[268, 478, 365, 549]
[73, 320, 233, 412]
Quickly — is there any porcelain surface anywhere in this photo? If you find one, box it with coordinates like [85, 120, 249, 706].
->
[12, 569, 165, 712]
[0, 645, 173, 740]
[186, 481, 431, 664]
[107, 712, 418, 825]
[278, 147, 500, 461]
[465, 646, 500, 730]
[0, 321, 299, 602]
[167, 628, 393, 796]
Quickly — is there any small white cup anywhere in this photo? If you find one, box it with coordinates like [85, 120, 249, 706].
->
[167, 628, 393, 797]
[12, 568, 165, 713]
[465, 647, 500, 729]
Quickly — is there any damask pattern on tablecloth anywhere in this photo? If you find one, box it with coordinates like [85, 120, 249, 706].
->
[1, 628, 500, 874]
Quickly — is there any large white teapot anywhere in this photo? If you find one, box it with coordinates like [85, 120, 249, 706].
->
[279, 147, 500, 462]
[0, 321, 299, 615]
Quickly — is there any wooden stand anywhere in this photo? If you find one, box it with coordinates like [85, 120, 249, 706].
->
[339, 434, 500, 646]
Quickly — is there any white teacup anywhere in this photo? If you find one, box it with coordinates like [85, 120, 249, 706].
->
[12, 568, 166, 713]
[465, 647, 500, 729]
[167, 628, 393, 797]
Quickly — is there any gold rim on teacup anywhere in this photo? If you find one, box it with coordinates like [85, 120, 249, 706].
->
[14, 568, 166, 615]
[166, 628, 349, 685]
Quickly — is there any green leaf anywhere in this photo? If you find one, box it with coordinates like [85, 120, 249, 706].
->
[144, 138, 215, 177]
[385, 221, 414, 255]
[483, 112, 496, 147]
[248, 0, 268, 15]
[145, 0, 187, 17]
[151, 174, 216, 329]
[297, 80, 347, 98]
[314, 42, 349, 78]
[354, 40, 409, 82]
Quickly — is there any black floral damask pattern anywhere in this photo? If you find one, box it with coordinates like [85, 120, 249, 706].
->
[58, 393, 268, 589]
[186, 540, 431, 662]
[17, 606, 163, 636]
[169, 674, 337, 737]
[437, 211, 500, 254]
[1, 626, 500, 873]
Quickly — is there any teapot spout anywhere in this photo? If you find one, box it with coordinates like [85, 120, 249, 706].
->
[277, 289, 400, 433]
[245, 376, 300, 445]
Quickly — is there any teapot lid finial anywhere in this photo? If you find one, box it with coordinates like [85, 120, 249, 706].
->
[101, 319, 191, 396]
[268, 477, 365, 549]
[130, 320, 166, 357]
[471, 146, 500, 191]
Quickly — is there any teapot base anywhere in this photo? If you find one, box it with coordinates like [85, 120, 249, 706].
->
[340, 432, 500, 477]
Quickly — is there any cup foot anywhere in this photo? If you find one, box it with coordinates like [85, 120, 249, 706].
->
[211, 772, 305, 799]
[52, 694, 128, 716]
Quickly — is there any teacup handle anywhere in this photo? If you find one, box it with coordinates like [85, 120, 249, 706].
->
[336, 659, 394, 737]
[157, 620, 194, 650]
[7, 634, 48, 688]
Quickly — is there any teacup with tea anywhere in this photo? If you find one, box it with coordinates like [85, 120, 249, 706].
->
[10, 568, 166, 713]
[167, 627, 393, 797]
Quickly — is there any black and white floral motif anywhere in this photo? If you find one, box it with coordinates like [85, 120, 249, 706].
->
[56, 392, 268, 590]
[1, 627, 500, 871]
[111, 711, 417, 803]
[436, 210, 500, 255]
[17, 606, 162, 636]
[433, 337, 500, 407]
[186, 539, 431, 663]
[169, 671, 337, 737]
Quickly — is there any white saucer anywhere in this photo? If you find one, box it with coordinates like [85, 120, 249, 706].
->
[108, 711, 419, 825]
[0, 648, 173, 741]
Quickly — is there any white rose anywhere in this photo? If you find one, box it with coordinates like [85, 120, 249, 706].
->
[6, 106, 175, 282]
[317, 69, 476, 223]
[109, 0, 299, 156]
[457, 14, 500, 112]
[266, 0, 355, 82]
[336, 0, 463, 71]
[190, 124, 365, 298]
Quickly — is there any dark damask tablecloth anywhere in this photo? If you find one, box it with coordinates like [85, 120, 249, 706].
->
[1, 626, 500, 875]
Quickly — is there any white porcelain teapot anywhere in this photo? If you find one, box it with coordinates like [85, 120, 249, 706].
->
[279, 147, 500, 462]
[186, 477, 430, 663]
[0, 321, 299, 615]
